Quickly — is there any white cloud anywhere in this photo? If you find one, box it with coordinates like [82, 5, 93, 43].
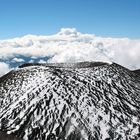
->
[28, 59, 34, 63]
[0, 62, 11, 77]
[0, 28, 140, 70]
[38, 60, 47, 63]
[12, 58, 25, 62]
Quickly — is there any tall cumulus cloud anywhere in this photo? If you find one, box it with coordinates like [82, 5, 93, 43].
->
[0, 28, 140, 76]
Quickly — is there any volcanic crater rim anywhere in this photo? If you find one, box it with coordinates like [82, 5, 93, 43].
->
[19, 61, 111, 69]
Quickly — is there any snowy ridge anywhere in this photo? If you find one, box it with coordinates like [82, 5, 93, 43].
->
[0, 62, 140, 140]
[19, 61, 111, 68]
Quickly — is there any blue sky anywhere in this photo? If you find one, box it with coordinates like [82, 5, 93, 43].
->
[0, 0, 140, 39]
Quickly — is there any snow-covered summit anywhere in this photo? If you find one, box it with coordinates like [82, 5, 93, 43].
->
[0, 62, 140, 140]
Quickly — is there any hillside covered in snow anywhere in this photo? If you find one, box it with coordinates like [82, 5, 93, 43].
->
[0, 62, 140, 140]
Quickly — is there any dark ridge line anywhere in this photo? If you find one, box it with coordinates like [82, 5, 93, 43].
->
[18, 61, 110, 69]
[111, 63, 131, 71]
[133, 69, 140, 75]
[0, 70, 14, 83]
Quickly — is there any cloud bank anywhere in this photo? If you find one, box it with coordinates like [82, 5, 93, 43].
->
[0, 28, 140, 76]
[0, 62, 11, 77]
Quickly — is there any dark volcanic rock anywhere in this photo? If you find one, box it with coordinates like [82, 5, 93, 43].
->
[0, 62, 140, 140]
[0, 131, 22, 140]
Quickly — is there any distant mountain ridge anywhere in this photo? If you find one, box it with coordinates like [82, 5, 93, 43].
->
[0, 62, 140, 140]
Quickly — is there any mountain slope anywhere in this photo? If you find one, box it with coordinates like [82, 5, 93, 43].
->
[0, 62, 140, 140]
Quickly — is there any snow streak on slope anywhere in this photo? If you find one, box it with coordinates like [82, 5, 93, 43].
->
[0, 62, 140, 140]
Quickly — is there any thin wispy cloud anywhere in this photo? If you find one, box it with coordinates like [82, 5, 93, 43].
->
[0, 28, 140, 76]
